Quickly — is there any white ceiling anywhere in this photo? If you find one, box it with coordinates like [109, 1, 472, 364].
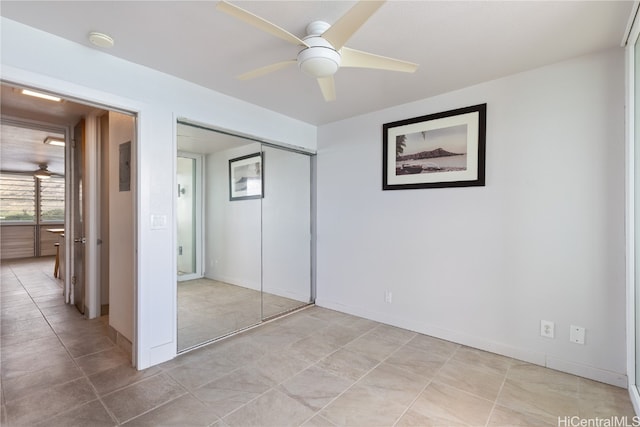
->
[0, 1, 633, 126]
[177, 121, 258, 154]
[0, 84, 102, 176]
[0, 122, 66, 177]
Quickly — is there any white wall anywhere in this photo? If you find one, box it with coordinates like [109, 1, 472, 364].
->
[262, 146, 312, 303]
[205, 144, 312, 304]
[1, 17, 316, 368]
[316, 48, 627, 386]
[108, 112, 135, 342]
[205, 143, 262, 290]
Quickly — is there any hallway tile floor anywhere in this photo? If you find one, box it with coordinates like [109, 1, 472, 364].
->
[1, 257, 636, 426]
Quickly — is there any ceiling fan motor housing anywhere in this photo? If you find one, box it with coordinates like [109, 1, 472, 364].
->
[297, 21, 341, 78]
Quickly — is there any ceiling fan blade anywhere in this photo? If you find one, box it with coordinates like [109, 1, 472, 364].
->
[321, 1, 385, 51]
[317, 76, 336, 102]
[217, 1, 308, 47]
[237, 60, 297, 80]
[340, 47, 418, 73]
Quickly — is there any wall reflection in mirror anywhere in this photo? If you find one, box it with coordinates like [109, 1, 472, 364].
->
[176, 121, 313, 352]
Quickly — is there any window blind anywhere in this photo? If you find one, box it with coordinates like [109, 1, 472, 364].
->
[0, 174, 36, 222]
[40, 176, 65, 222]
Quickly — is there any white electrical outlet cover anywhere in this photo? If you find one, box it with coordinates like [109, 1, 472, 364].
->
[540, 320, 555, 338]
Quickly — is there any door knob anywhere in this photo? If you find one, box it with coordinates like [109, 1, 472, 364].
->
[74, 237, 86, 244]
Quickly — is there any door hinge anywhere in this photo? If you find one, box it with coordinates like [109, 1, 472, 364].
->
[71, 276, 77, 285]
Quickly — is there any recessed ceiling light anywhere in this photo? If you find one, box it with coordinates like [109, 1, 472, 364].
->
[21, 89, 61, 102]
[44, 136, 65, 147]
[89, 32, 114, 48]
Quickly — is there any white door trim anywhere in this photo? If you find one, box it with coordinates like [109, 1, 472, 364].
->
[624, 2, 640, 414]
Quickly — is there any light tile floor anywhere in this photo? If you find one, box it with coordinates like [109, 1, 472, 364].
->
[1, 257, 636, 426]
[178, 278, 307, 351]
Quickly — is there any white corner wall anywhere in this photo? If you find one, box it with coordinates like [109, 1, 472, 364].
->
[316, 48, 627, 386]
[0, 17, 316, 369]
[108, 112, 135, 342]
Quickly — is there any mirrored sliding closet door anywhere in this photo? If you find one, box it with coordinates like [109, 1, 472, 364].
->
[176, 121, 313, 352]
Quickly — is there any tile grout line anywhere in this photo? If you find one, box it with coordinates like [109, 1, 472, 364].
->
[212, 313, 381, 426]
[36, 291, 122, 425]
[209, 315, 351, 424]
[184, 312, 330, 423]
[296, 325, 422, 426]
[390, 340, 461, 427]
[483, 360, 512, 427]
[294, 321, 395, 426]
[116, 380, 191, 426]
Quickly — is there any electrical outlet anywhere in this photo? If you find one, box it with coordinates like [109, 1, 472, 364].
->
[570, 325, 585, 344]
[540, 320, 554, 338]
[384, 290, 392, 304]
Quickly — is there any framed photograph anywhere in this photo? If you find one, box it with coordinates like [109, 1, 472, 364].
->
[229, 152, 263, 201]
[383, 104, 486, 190]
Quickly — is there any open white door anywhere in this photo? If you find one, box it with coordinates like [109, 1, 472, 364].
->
[71, 119, 86, 314]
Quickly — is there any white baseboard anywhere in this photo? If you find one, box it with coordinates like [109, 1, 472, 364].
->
[315, 298, 627, 388]
[205, 273, 260, 292]
[546, 357, 627, 388]
[262, 285, 309, 303]
[141, 341, 176, 370]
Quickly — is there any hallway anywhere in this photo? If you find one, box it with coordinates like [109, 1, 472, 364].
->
[1, 258, 636, 426]
[1, 257, 130, 425]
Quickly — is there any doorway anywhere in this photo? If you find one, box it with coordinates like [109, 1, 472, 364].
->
[0, 81, 138, 364]
[177, 152, 203, 281]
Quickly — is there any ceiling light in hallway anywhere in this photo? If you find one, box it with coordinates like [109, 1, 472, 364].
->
[21, 89, 61, 102]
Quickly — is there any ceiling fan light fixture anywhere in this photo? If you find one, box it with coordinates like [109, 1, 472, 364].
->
[298, 54, 340, 78]
[218, 2, 418, 101]
[297, 37, 341, 78]
[34, 164, 52, 180]
[44, 136, 65, 147]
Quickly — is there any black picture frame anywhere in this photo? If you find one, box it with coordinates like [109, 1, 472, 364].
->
[383, 104, 486, 190]
[229, 152, 263, 201]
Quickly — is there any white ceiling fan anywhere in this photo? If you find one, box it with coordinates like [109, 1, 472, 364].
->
[217, 0, 419, 102]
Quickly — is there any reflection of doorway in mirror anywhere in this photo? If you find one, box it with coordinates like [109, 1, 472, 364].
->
[176, 155, 200, 280]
